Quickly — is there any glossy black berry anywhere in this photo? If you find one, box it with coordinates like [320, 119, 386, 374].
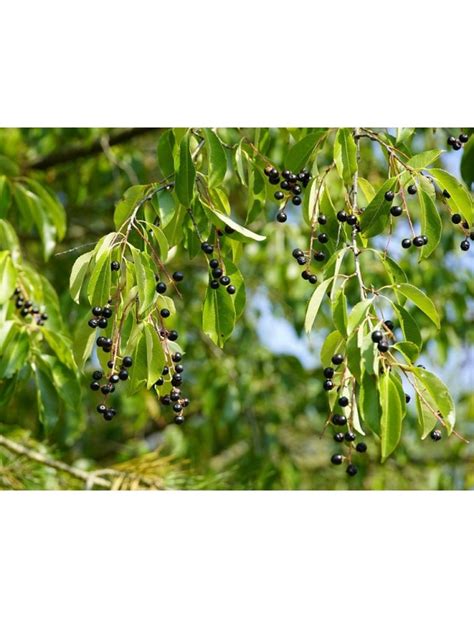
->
[421, 235, 428, 245]
[280, 180, 289, 190]
[332, 414, 347, 426]
[447, 135, 456, 146]
[384, 190, 395, 202]
[172, 271, 184, 282]
[297, 255, 307, 266]
[336, 210, 347, 222]
[174, 364, 184, 374]
[318, 233, 328, 244]
[292, 196, 302, 206]
[443, 189, 451, 199]
[160, 308, 170, 318]
[274, 191, 284, 201]
[101, 384, 112, 394]
[346, 464, 358, 477]
[323, 380, 334, 391]
[31, 307, 40, 314]
[413, 236, 425, 247]
[390, 205, 403, 217]
[170, 390, 180, 402]
[155, 378, 164, 387]
[276, 211, 287, 223]
[453, 140, 462, 151]
[212, 268, 223, 279]
[201, 242, 214, 254]
[292, 184, 302, 195]
[459, 133, 469, 143]
[108, 361, 115, 370]
[171, 375, 183, 387]
[371, 330, 383, 343]
[96, 336, 106, 347]
[331, 454, 343, 465]
[384, 320, 394, 331]
[174, 415, 185, 425]
[462, 220, 469, 229]
[334, 433, 344, 443]
[172, 353, 182, 363]
[118, 369, 128, 381]
[168, 330, 178, 341]
[401, 238, 411, 249]
[220, 275, 231, 286]
[227, 285, 236, 295]
[377, 340, 389, 353]
[314, 251, 326, 262]
[451, 213, 462, 224]
[15, 299, 24, 308]
[269, 176, 280, 185]
[308, 274, 317, 284]
[210, 280, 219, 289]
[122, 356, 133, 368]
[88, 319, 98, 328]
[338, 396, 349, 407]
[323, 367, 334, 379]
[162, 366, 170, 376]
[98, 317, 108, 328]
[110, 374, 120, 384]
[332, 354, 344, 365]
[156, 282, 167, 294]
[25, 301, 32, 309]
[407, 184, 417, 195]
[90, 381, 100, 391]
[355, 442, 367, 453]
[347, 214, 358, 226]
[111, 261, 120, 271]
[102, 307, 112, 319]
[344, 431, 356, 442]
[405, 394, 411, 403]
[470, 232, 474, 241]
[318, 214, 327, 225]
[430, 429, 442, 441]
[103, 409, 115, 421]
[460, 240, 470, 251]
[301, 270, 310, 280]
[209, 259, 219, 270]
[292, 248, 304, 259]
[173, 403, 183, 413]
[161, 394, 171, 405]
[92, 306, 102, 317]
[20, 307, 29, 316]
[97, 404, 107, 414]
[92, 370, 103, 380]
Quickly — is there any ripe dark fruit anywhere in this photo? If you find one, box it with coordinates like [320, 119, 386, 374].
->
[384, 320, 394, 331]
[344, 431, 356, 442]
[292, 196, 302, 206]
[161, 395, 171, 405]
[119, 369, 129, 381]
[318, 233, 328, 244]
[346, 464, 358, 477]
[323, 380, 334, 391]
[274, 191, 284, 200]
[170, 391, 180, 401]
[323, 367, 334, 379]
[443, 189, 451, 199]
[173, 403, 183, 413]
[111, 261, 120, 271]
[297, 255, 307, 266]
[336, 210, 347, 222]
[227, 285, 236, 295]
[210, 280, 219, 289]
[209, 259, 219, 269]
[451, 213, 461, 224]
[459, 133, 469, 143]
[332, 414, 347, 426]
[462, 220, 469, 229]
[172, 353, 182, 362]
[314, 251, 326, 262]
[276, 211, 287, 223]
[172, 271, 184, 282]
[447, 135, 456, 146]
[101, 384, 112, 394]
[97, 404, 107, 414]
[98, 317, 108, 328]
[421, 235, 428, 245]
[453, 140, 462, 151]
[460, 240, 470, 251]
[331, 454, 343, 465]
[20, 308, 29, 316]
[88, 319, 98, 328]
[280, 180, 290, 190]
[347, 214, 357, 226]
[103, 409, 115, 421]
[470, 232, 474, 241]
[384, 190, 395, 202]
[171, 375, 183, 386]
[332, 354, 344, 365]
[430, 429, 442, 441]
[162, 366, 170, 376]
[334, 433, 344, 443]
[110, 374, 120, 384]
[269, 167, 279, 179]
[405, 394, 411, 403]
[356, 442, 367, 453]
[174, 415, 185, 425]
[212, 268, 223, 278]
[92, 306, 102, 316]
[413, 236, 425, 247]
[308, 274, 317, 284]
[90, 381, 100, 391]
[107, 360, 114, 369]
[390, 205, 403, 217]
[377, 340, 389, 353]
[371, 330, 383, 343]
[220, 275, 231, 286]
[156, 282, 167, 294]
[102, 307, 112, 318]
[292, 185, 302, 195]
[269, 176, 279, 185]
[160, 308, 170, 318]
[155, 378, 164, 386]
[15, 299, 24, 308]
[401, 238, 412, 249]
[301, 270, 310, 280]
[338, 396, 349, 407]
[122, 356, 133, 368]
[174, 364, 184, 374]
[97, 336, 106, 347]
[292, 248, 304, 258]
[318, 214, 327, 225]
[168, 330, 178, 341]
[407, 184, 417, 195]
[92, 370, 103, 380]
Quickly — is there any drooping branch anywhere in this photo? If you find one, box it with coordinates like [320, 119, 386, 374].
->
[26, 128, 160, 171]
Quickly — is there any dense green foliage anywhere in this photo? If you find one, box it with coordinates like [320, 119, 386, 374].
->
[0, 128, 473, 489]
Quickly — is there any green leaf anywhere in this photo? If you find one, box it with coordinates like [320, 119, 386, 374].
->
[392, 341, 419, 363]
[393, 283, 440, 329]
[23, 179, 66, 241]
[331, 287, 348, 335]
[0, 154, 20, 176]
[333, 128, 357, 185]
[430, 168, 473, 224]
[396, 128, 415, 144]
[418, 189, 442, 259]
[204, 206, 266, 242]
[406, 149, 443, 169]
[42, 329, 77, 370]
[14, 184, 56, 261]
[34, 360, 60, 433]
[202, 286, 236, 348]
[144, 322, 166, 389]
[379, 373, 403, 462]
[347, 298, 373, 335]
[114, 185, 148, 230]
[69, 250, 93, 304]
[0, 251, 17, 303]
[415, 392, 438, 439]
[146, 222, 169, 258]
[320, 330, 344, 367]
[203, 129, 227, 188]
[360, 177, 398, 238]
[357, 177, 376, 203]
[222, 258, 246, 320]
[157, 129, 176, 177]
[284, 130, 326, 173]
[412, 367, 455, 434]
[460, 137, 474, 188]
[175, 132, 195, 206]
[359, 371, 381, 436]
[126, 326, 148, 395]
[393, 303, 422, 348]
[87, 251, 112, 307]
[0, 176, 12, 217]
[73, 323, 97, 370]
[304, 277, 333, 333]
[0, 327, 29, 379]
[132, 249, 156, 316]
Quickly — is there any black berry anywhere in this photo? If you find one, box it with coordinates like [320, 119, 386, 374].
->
[227, 285, 236, 295]
[308, 274, 317, 284]
[92, 370, 103, 380]
[332, 414, 347, 426]
[172, 271, 184, 282]
[338, 396, 349, 407]
[96, 336, 106, 347]
[212, 268, 223, 279]
[274, 191, 284, 201]
[318, 214, 327, 225]
[443, 189, 451, 199]
[405, 394, 411, 403]
[156, 282, 167, 294]
[407, 184, 417, 195]
[98, 317, 108, 328]
[413, 236, 425, 247]
[110, 374, 120, 384]
[453, 140, 462, 151]
[210, 280, 219, 289]
[355, 442, 367, 453]
[276, 211, 287, 223]
[88, 319, 98, 328]
[92, 306, 102, 316]
[377, 340, 389, 353]
[346, 464, 358, 477]
[122, 356, 133, 367]
[292, 196, 302, 206]
[314, 251, 326, 262]
[384, 190, 395, 202]
[318, 233, 328, 244]
[220, 275, 231, 286]
[390, 205, 403, 217]
[292, 248, 304, 259]
[401, 238, 411, 249]
[297, 255, 307, 266]
[323, 380, 334, 391]
[344, 431, 356, 442]
[384, 320, 394, 331]
[459, 133, 469, 143]
[332, 354, 344, 365]
[347, 214, 358, 226]
[174, 415, 185, 425]
[430, 429, 442, 441]
[334, 433, 344, 443]
[160, 308, 170, 318]
[118, 369, 128, 381]
[103, 409, 115, 421]
[323, 367, 334, 379]
[172, 353, 182, 362]
[102, 307, 112, 318]
[336, 210, 347, 222]
[451, 213, 462, 224]
[331, 454, 343, 465]
[371, 330, 383, 343]
[209, 259, 219, 269]
[460, 240, 470, 251]
[97, 404, 107, 414]
[447, 136, 456, 146]
[168, 330, 178, 341]
[90, 381, 100, 391]
[111, 261, 120, 271]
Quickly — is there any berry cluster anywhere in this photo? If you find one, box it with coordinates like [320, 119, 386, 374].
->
[156, 352, 189, 425]
[447, 132, 469, 151]
[90, 356, 132, 421]
[12, 287, 48, 326]
[335, 209, 360, 229]
[291, 249, 318, 284]
[207, 258, 236, 294]
[88, 303, 113, 331]
[384, 186, 433, 250]
[264, 166, 312, 223]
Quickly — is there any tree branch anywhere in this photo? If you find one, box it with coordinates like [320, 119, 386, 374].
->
[26, 128, 160, 171]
